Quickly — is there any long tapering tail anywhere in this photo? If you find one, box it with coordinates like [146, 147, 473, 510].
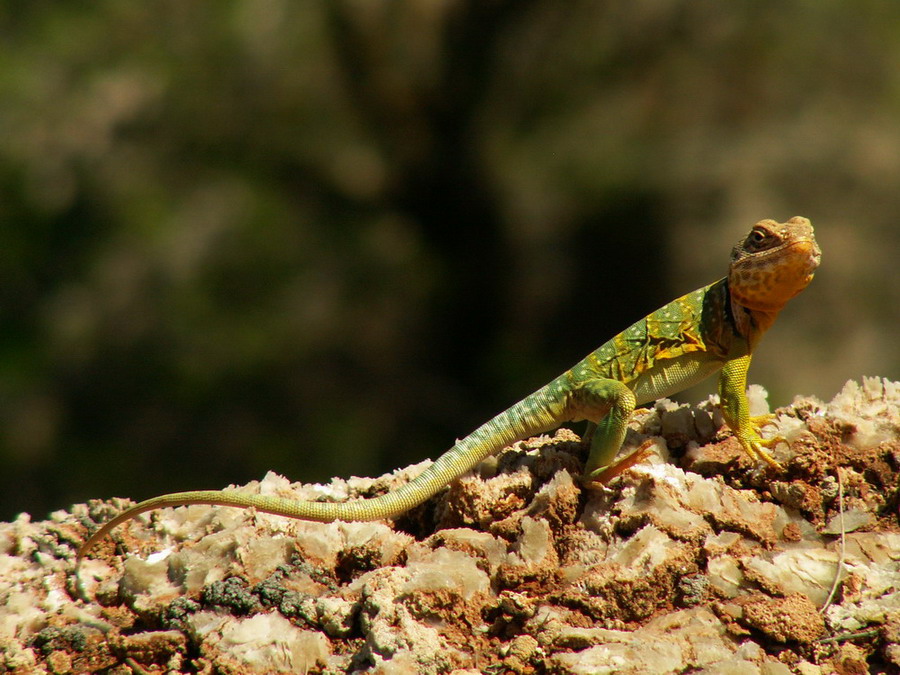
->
[78, 387, 564, 559]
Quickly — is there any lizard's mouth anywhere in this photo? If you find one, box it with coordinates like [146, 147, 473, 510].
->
[789, 237, 822, 278]
[782, 238, 821, 297]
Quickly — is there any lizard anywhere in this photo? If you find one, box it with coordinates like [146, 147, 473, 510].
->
[78, 217, 821, 559]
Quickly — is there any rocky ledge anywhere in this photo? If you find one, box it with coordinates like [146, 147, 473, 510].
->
[1, 378, 898, 674]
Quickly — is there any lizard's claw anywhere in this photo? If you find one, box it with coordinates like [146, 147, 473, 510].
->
[737, 432, 784, 470]
[584, 439, 656, 487]
[733, 414, 786, 470]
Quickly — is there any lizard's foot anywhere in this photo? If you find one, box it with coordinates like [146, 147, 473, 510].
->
[738, 434, 784, 470]
[583, 439, 656, 487]
[735, 414, 787, 470]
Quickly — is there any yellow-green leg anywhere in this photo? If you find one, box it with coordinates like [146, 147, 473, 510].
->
[718, 355, 783, 469]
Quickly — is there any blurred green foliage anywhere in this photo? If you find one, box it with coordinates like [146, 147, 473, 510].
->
[1, 2, 898, 521]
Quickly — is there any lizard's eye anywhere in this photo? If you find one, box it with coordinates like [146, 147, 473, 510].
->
[746, 228, 770, 248]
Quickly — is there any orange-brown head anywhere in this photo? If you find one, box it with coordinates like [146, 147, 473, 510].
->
[728, 216, 821, 314]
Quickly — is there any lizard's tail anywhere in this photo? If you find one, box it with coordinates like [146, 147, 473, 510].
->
[78, 388, 563, 559]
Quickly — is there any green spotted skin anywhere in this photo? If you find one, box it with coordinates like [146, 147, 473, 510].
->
[79, 218, 821, 559]
[572, 280, 736, 404]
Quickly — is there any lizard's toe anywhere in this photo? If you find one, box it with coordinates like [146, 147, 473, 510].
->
[749, 413, 778, 428]
[583, 439, 656, 486]
[740, 436, 784, 470]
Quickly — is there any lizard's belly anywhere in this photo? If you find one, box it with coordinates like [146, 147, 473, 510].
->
[630, 354, 724, 406]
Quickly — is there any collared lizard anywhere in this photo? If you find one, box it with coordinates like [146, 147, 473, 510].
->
[78, 217, 821, 558]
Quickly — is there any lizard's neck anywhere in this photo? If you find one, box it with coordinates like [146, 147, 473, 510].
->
[730, 298, 781, 349]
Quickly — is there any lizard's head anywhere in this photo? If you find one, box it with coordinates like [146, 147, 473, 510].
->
[728, 216, 821, 313]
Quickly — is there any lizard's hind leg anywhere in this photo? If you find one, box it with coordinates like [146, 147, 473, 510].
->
[575, 379, 637, 482]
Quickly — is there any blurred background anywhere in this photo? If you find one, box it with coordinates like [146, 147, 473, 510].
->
[1, 2, 898, 522]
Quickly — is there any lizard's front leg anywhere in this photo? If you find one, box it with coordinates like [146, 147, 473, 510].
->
[718, 354, 783, 469]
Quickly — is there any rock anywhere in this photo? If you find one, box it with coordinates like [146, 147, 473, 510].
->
[1, 379, 898, 672]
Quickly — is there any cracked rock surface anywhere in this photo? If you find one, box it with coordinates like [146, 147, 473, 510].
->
[1, 378, 899, 674]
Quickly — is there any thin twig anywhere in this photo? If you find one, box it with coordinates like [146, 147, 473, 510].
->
[820, 467, 847, 614]
[818, 628, 880, 644]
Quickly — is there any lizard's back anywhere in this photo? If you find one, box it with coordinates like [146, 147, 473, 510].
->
[570, 278, 744, 406]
